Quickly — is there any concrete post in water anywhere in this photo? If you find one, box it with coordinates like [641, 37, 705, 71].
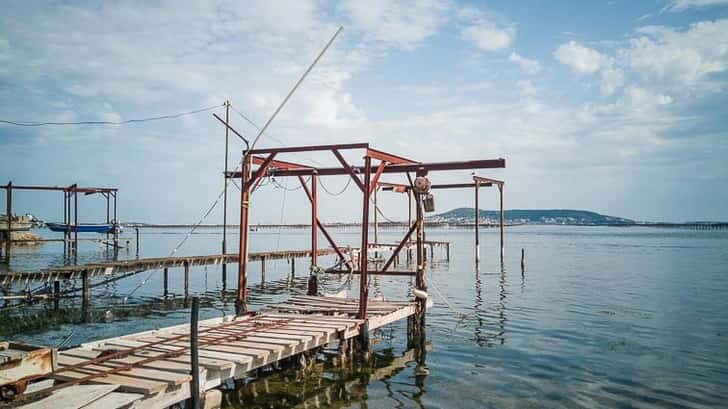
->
[189, 296, 201, 409]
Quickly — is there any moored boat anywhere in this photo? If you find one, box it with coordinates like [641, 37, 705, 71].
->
[46, 222, 121, 234]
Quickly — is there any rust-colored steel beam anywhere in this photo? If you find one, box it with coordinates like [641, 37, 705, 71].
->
[358, 156, 372, 320]
[251, 156, 310, 170]
[332, 149, 366, 193]
[473, 175, 504, 186]
[380, 222, 418, 274]
[365, 148, 416, 165]
[228, 158, 505, 178]
[249, 142, 369, 155]
[368, 161, 387, 197]
[298, 176, 350, 269]
[243, 153, 277, 191]
[381, 182, 495, 191]
[236, 156, 252, 314]
[0, 185, 117, 193]
[327, 270, 416, 276]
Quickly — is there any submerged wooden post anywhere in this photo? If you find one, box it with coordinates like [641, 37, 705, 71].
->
[53, 280, 60, 309]
[184, 261, 190, 297]
[260, 256, 266, 284]
[475, 180, 480, 263]
[521, 248, 525, 272]
[499, 183, 504, 261]
[189, 296, 201, 409]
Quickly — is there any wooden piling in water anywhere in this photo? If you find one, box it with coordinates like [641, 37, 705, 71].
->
[184, 261, 190, 297]
[163, 267, 169, 296]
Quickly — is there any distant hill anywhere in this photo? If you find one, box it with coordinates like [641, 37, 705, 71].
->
[432, 208, 635, 226]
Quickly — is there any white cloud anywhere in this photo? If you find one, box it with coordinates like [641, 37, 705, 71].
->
[624, 20, 728, 90]
[553, 41, 611, 74]
[508, 52, 543, 74]
[665, 0, 728, 12]
[553, 41, 623, 95]
[338, 0, 448, 50]
[461, 22, 514, 52]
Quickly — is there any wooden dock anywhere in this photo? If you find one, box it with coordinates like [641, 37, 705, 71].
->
[10, 295, 430, 409]
[0, 241, 450, 286]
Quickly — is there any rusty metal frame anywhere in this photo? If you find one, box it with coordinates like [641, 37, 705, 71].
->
[229, 142, 505, 321]
[1, 183, 119, 266]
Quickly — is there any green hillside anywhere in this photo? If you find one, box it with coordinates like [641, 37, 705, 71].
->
[433, 208, 635, 225]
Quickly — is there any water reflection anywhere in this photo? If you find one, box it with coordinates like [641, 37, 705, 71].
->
[472, 262, 508, 347]
[222, 345, 430, 409]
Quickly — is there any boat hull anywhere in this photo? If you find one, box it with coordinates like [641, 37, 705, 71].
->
[46, 223, 116, 233]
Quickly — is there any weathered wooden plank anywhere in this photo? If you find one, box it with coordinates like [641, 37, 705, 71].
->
[18, 384, 119, 409]
[50, 369, 166, 395]
[79, 391, 143, 409]
[57, 354, 191, 386]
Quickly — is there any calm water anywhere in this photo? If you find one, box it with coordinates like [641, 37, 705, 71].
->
[2, 226, 728, 408]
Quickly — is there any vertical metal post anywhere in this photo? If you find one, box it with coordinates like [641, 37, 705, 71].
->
[222, 100, 230, 289]
[73, 187, 78, 260]
[163, 267, 169, 297]
[4, 181, 11, 261]
[475, 181, 480, 263]
[415, 189, 426, 327]
[236, 155, 252, 314]
[189, 296, 201, 409]
[499, 183, 504, 261]
[357, 157, 372, 320]
[373, 186, 378, 245]
[308, 175, 318, 296]
[407, 190, 413, 264]
[113, 192, 118, 249]
[63, 191, 67, 257]
[135, 227, 140, 258]
[106, 192, 110, 244]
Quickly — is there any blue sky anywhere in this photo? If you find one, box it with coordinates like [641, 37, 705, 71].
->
[1, 0, 727, 224]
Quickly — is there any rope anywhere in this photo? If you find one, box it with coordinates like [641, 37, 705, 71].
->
[423, 274, 469, 321]
[0, 104, 223, 127]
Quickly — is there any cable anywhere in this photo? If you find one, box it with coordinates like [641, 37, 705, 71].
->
[0, 104, 223, 127]
[318, 176, 352, 196]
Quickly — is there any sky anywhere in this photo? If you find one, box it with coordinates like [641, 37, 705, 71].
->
[1, 0, 727, 224]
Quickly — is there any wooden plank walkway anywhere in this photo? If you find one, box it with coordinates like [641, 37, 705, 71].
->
[15, 295, 430, 409]
[0, 241, 449, 285]
[0, 249, 342, 285]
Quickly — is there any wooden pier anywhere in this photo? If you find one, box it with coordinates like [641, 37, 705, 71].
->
[10, 295, 431, 409]
[0, 241, 450, 286]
